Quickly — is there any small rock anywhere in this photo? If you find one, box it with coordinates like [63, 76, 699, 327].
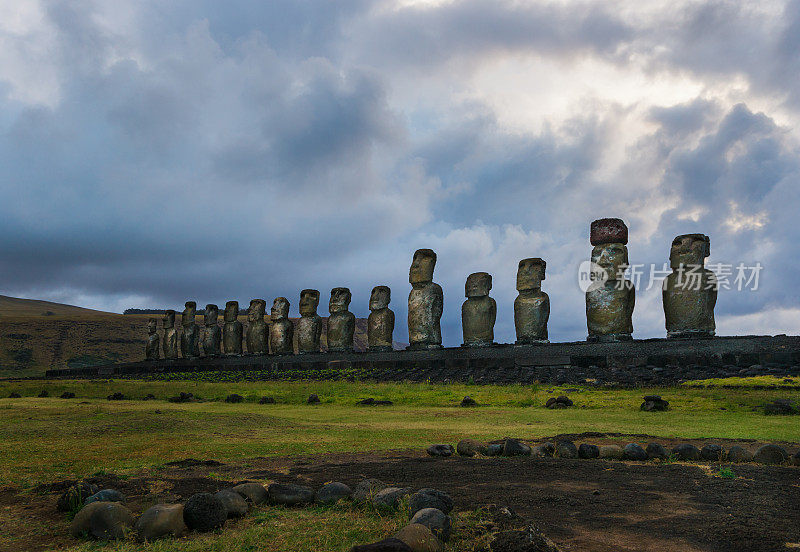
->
[426, 444, 454, 457]
[700, 444, 724, 461]
[490, 524, 561, 552]
[307, 394, 320, 404]
[372, 487, 412, 509]
[487, 443, 505, 456]
[259, 396, 276, 404]
[640, 396, 669, 411]
[143, 394, 156, 400]
[38, 390, 49, 398]
[8, 392, 21, 398]
[598, 445, 623, 459]
[410, 508, 451, 542]
[408, 489, 453, 516]
[70, 501, 134, 539]
[316, 482, 352, 505]
[106, 392, 127, 401]
[268, 483, 314, 506]
[645, 443, 669, 460]
[531, 442, 555, 457]
[60, 392, 76, 399]
[727, 446, 753, 463]
[231, 482, 268, 504]
[555, 441, 578, 459]
[672, 443, 701, 461]
[352, 479, 387, 502]
[85, 489, 125, 506]
[168, 392, 195, 403]
[57, 481, 100, 512]
[224, 393, 244, 403]
[350, 538, 413, 551]
[456, 439, 487, 457]
[753, 444, 789, 464]
[356, 397, 393, 406]
[183, 493, 227, 532]
[135, 503, 186, 541]
[215, 490, 248, 518]
[545, 396, 573, 409]
[578, 443, 599, 459]
[503, 439, 531, 457]
[623, 443, 647, 461]
[394, 523, 443, 552]
[460, 396, 477, 407]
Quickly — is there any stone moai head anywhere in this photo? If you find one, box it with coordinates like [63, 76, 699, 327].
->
[271, 297, 290, 320]
[204, 304, 218, 326]
[590, 218, 629, 280]
[224, 301, 239, 322]
[147, 317, 158, 334]
[249, 299, 266, 322]
[369, 286, 391, 310]
[409, 248, 437, 284]
[299, 289, 320, 316]
[670, 233, 710, 269]
[182, 301, 197, 326]
[163, 310, 176, 329]
[465, 272, 492, 298]
[329, 288, 352, 314]
[517, 258, 546, 291]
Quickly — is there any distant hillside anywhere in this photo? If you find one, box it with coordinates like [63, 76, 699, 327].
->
[0, 295, 116, 317]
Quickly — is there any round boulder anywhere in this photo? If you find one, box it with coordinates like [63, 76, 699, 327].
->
[231, 482, 268, 504]
[307, 394, 320, 404]
[394, 523, 443, 552]
[700, 444, 724, 461]
[408, 489, 453, 516]
[555, 441, 578, 459]
[578, 443, 599, 459]
[532, 442, 555, 457]
[426, 444, 454, 457]
[183, 492, 227, 532]
[57, 481, 100, 512]
[410, 508, 451, 542]
[84, 489, 125, 506]
[727, 446, 753, 463]
[460, 396, 477, 407]
[645, 443, 669, 460]
[215, 489, 248, 518]
[268, 483, 315, 506]
[599, 445, 623, 459]
[352, 479, 387, 502]
[315, 481, 352, 505]
[487, 443, 505, 456]
[456, 439, 487, 457]
[70, 501, 134, 540]
[753, 444, 789, 465]
[259, 396, 276, 404]
[224, 393, 244, 403]
[372, 487, 412, 509]
[623, 443, 648, 461]
[503, 439, 531, 457]
[135, 503, 186, 541]
[672, 443, 701, 461]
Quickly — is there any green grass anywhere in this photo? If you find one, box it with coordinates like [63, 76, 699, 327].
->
[683, 375, 799, 387]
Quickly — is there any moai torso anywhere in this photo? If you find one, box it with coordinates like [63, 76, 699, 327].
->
[180, 301, 200, 358]
[407, 249, 443, 349]
[462, 272, 496, 347]
[327, 288, 355, 352]
[162, 310, 178, 359]
[146, 318, 160, 361]
[368, 286, 394, 352]
[297, 289, 322, 354]
[246, 299, 268, 355]
[223, 301, 243, 355]
[663, 233, 716, 338]
[269, 297, 294, 354]
[202, 304, 221, 357]
[514, 258, 549, 343]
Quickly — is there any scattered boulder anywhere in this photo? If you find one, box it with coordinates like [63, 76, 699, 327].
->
[727, 446, 753, 463]
[106, 392, 127, 401]
[70, 501, 134, 540]
[316, 482, 352, 505]
[700, 444, 724, 461]
[268, 483, 315, 506]
[357, 398, 393, 406]
[457, 439, 487, 457]
[143, 393, 156, 401]
[85, 489, 125, 506]
[231, 482, 268, 505]
[503, 439, 531, 457]
[372, 487, 413, 509]
[215, 490, 248, 518]
[531, 442, 555, 457]
[460, 396, 477, 407]
[183, 493, 227, 532]
[426, 444, 454, 457]
[408, 489, 453, 516]
[763, 399, 798, 415]
[135, 503, 186, 541]
[410, 508, 451, 542]
[351, 538, 413, 551]
[599, 445, 623, 459]
[394, 523, 443, 552]
[352, 479, 387, 502]
[259, 396, 276, 404]
[57, 481, 100, 512]
[646, 443, 669, 460]
[490, 524, 561, 552]
[8, 392, 21, 398]
[640, 395, 669, 412]
[555, 441, 578, 459]
[578, 443, 599, 459]
[672, 443, 701, 461]
[168, 392, 195, 403]
[487, 443, 505, 456]
[38, 390, 49, 398]
[60, 392, 76, 399]
[224, 393, 244, 404]
[623, 443, 648, 461]
[753, 444, 789, 465]
[545, 396, 573, 409]
[307, 394, 321, 404]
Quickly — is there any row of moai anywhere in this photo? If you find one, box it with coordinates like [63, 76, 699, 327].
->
[145, 218, 716, 360]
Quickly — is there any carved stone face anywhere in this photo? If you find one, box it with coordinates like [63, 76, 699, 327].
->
[670, 233, 710, 269]
[224, 301, 239, 322]
[204, 304, 218, 326]
[182, 301, 196, 326]
[409, 249, 436, 284]
[299, 289, 320, 316]
[591, 243, 629, 280]
[249, 300, 265, 322]
[271, 297, 289, 320]
[329, 288, 351, 314]
[369, 286, 391, 310]
[465, 272, 492, 298]
[517, 258, 546, 291]
[163, 310, 176, 329]
[147, 318, 158, 333]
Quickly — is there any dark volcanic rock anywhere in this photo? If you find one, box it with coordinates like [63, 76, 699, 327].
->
[700, 444, 724, 461]
[107, 392, 127, 401]
[640, 396, 669, 411]
[316, 482, 352, 505]
[672, 444, 701, 461]
[352, 479, 387, 502]
[71, 502, 134, 540]
[224, 393, 244, 403]
[532, 442, 556, 457]
[215, 489, 248, 518]
[503, 439, 532, 457]
[727, 446, 753, 463]
[623, 443, 648, 461]
[168, 392, 195, 403]
[457, 438, 487, 457]
[460, 396, 478, 407]
[183, 493, 227, 532]
[268, 483, 315, 506]
[60, 392, 76, 399]
[350, 538, 413, 551]
[259, 396, 275, 404]
[38, 390, 49, 398]
[231, 482, 268, 504]
[555, 441, 578, 459]
[8, 392, 21, 398]
[578, 443, 599, 459]
[135, 503, 186, 541]
[753, 444, 789, 464]
[307, 394, 321, 404]
[408, 488, 453, 516]
[410, 507, 452, 542]
[426, 444, 455, 457]
[646, 443, 669, 460]
[763, 399, 797, 415]
[85, 489, 125, 506]
[372, 487, 412, 509]
[545, 396, 573, 409]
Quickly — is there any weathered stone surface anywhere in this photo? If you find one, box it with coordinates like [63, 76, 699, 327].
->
[410, 508, 451, 542]
[599, 445, 624, 459]
[503, 439, 531, 457]
[645, 443, 669, 459]
[307, 394, 321, 404]
[135, 503, 186, 541]
[578, 443, 599, 459]
[545, 396, 573, 409]
[183, 493, 227, 532]
[531, 442, 555, 457]
[351, 538, 413, 552]
[700, 444, 724, 461]
[623, 443, 647, 461]
[372, 487, 412, 509]
[663, 233, 716, 339]
[297, 290, 323, 354]
[224, 393, 244, 403]
[223, 301, 243, 355]
[368, 286, 394, 352]
[215, 490, 248, 518]
[394, 523, 443, 552]
[487, 443, 505, 456]
[457, 439, 487, 457]
[753, 444, 789, 465]
[57, 481, 99, 512]
[352, 479, 388, 502]
[231, 482, 268, 504]
[107, 392, 127, 401]
[85, 489, 125, 506]
[462, 272, 496, 347]
[268, 483, 315, 506]
[460, 396, 477, 407]
[672, 443, 701, 461]
[270, 297, 294, 355]
[555, 441, 578, 459]
[71, 501, 134, 540]
[316, 482, 352, 505]
[514, 258, 549, 344]
[426, 444, 454, 457]
[60, 391, 76, 399]
[640, 396, 670, 411]
[490, 524, 562, 552]
[408, 489, 453, 516]
[328, 287, 356, 352]
[727, 446, 753, 463]
[586, 221, 634, 343]
[407, 249, 443, 350]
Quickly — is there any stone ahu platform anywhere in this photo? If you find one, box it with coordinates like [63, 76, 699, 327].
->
[46, 335, 800, 386]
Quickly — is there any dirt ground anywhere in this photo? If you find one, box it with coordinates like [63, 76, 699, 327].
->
[2, 433, 799, 552]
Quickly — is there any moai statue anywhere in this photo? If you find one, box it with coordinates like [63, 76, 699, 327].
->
[246, 299, 268, 355]
[368, 286, 394, 352]
[162, 310, 178, 359]
[586, 218, 635, 342]
[145, 317, 160, 360]
[514, 258, 550, 344]
[461, 272, 496, 347]
[202, 304, 222, 357]
[269, 297, 294, 355]
[297, 289, 322, 354]
[223, 301, 243, 356]
[327, 287, 355, 352]
[407, 249, 443, 350]
[663, 233, 717, 338]
[180, 301, 200, 358]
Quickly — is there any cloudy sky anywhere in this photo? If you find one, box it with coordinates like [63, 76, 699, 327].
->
[0, 0, 798, 344]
